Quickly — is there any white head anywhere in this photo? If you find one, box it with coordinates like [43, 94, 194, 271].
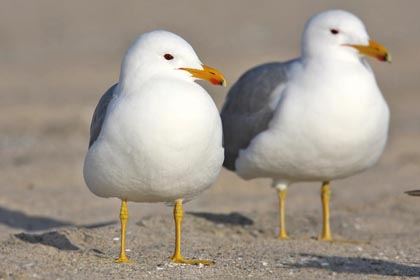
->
[301, 10, 390, 63]
[119, 30, 226, 87]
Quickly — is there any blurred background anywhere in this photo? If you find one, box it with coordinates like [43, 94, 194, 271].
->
[1, 0, 419, 240]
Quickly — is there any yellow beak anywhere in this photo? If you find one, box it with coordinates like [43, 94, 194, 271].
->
[347, 39, 391, 62]
[180, 64, 227, 87]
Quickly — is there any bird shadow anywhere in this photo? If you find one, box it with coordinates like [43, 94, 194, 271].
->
[15, 231, 79, 251]
[13, 220, 117, 252]
[81, 220, 117, 229]
[285, 253, 420, 277]
[0, 206, 73, 231]
[0, 206, 116, 231]
[188, 211, 254, 226]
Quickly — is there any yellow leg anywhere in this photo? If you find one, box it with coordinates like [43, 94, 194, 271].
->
[171, 199, 214, 265]
[115, 199, 134, 263]
[319, 182, 332, 241]
[277, 189, 289, 239]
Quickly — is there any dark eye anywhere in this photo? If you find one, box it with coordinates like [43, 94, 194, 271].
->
[164, 54, 174, 60]
[330, 29, 339, 35]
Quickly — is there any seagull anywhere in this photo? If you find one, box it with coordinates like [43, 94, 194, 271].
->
[83, 30, 226, 264]
[221, 10, 391, 241]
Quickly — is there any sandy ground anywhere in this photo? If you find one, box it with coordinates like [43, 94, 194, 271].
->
[1, 0, 420, 279]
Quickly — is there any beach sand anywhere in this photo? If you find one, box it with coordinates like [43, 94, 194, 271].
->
[1, 1, 420, 279]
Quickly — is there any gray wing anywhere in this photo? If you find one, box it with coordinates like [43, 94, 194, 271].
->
[221, 62, 290, 170]
[88, 83, 118, 148]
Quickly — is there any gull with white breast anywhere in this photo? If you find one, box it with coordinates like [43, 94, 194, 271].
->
[84, 30, 226, 264]
[221, 10, 391, 241]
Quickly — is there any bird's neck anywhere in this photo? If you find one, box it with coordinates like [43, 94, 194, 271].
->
[118, 69, 194, 97]
[301, 54, 371, 75]
[302, 43, 367, 66]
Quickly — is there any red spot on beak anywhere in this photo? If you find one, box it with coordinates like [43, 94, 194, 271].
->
[377, 55, 385, 62]
[210, 78, 220, 85]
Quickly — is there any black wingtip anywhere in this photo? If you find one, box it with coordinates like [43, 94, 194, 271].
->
[405, 190, 420, 196]
[222, 152, 237, 171]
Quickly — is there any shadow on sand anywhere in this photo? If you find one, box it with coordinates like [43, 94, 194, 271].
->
[188, 211, 254, 226]
[286, 253, 420, 277]
[15, 231, 79, 250]
[0, 206, 72, 231]
[0, 206, 117, 231]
